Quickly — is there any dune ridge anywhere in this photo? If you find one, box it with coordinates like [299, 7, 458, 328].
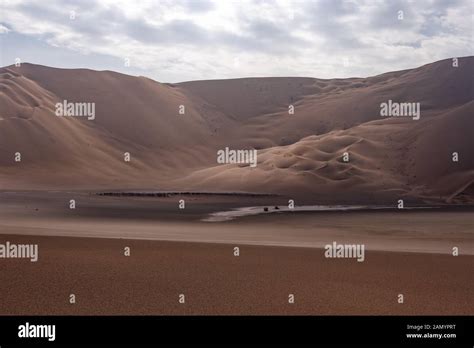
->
[0, 57, 473, 204]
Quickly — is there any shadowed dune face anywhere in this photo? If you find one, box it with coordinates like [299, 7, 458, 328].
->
[0, 57, 473, 203]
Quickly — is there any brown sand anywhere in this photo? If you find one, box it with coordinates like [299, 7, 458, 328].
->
[0, 234, 472, 315]
[1, 57, 472, 316]
[1, 57, 473, 204]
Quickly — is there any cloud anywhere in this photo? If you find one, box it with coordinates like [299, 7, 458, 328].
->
[0, 24, 11, 34]
[177, 0, 215, 13]
[0, 0, 472, 82]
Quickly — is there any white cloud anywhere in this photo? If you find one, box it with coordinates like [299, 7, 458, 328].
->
[0, 24, 10, 34]
[1, 0, 472, 81]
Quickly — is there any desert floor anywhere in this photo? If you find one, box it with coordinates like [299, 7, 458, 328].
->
[0, 191, 472, 314]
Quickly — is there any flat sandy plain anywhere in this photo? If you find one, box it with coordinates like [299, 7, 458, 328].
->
[0, 191, 472, 315]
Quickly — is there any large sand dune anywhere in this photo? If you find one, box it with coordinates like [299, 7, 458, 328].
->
[1, 57, 473, 203]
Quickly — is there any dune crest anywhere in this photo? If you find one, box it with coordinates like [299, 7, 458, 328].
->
[1, 58, 473, 204]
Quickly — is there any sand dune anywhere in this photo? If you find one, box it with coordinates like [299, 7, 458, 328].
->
[182, 102, 474, 203]
[0, 64, 232, 188]
[1, 57, 473, 203]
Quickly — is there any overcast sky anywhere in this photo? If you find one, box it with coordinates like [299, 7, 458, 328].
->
[1, 0, 472, 82]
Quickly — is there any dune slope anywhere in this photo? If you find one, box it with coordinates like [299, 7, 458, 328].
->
[0, 57, 473, 203]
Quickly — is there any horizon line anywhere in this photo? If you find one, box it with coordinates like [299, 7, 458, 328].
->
[3, 56, 472, 84]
